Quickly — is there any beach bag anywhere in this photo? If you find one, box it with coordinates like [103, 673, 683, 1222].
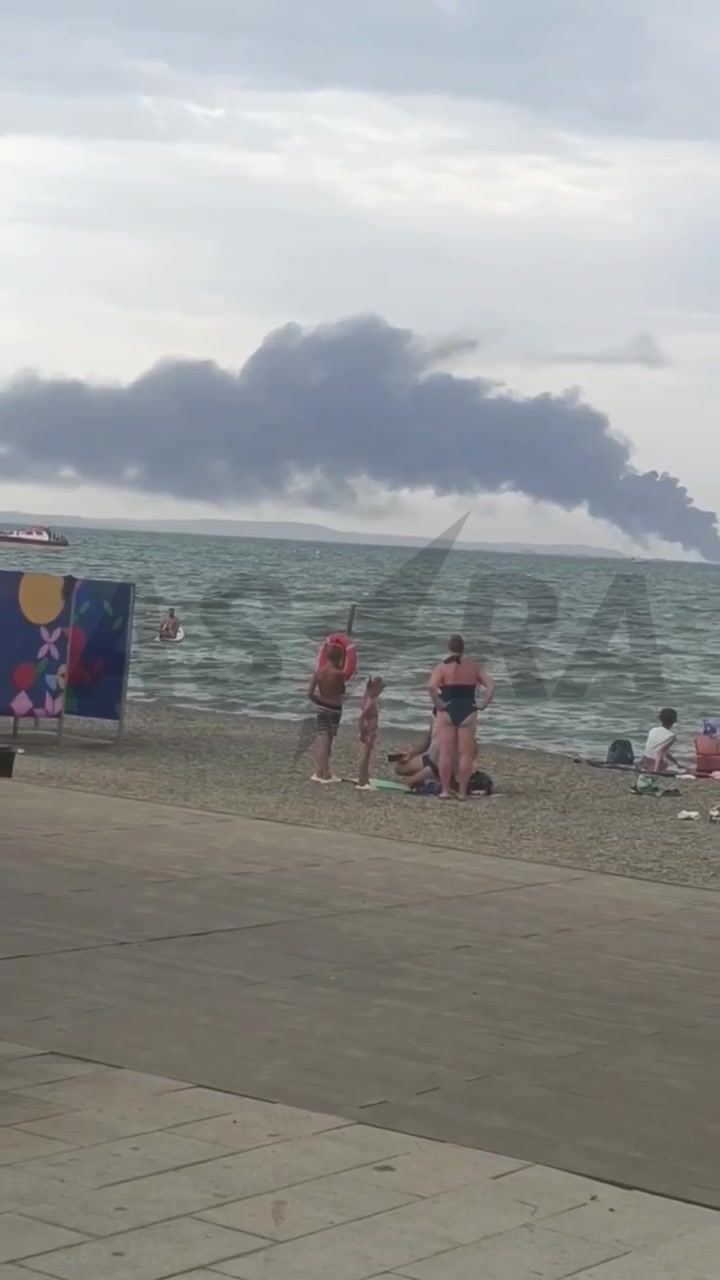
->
[468, 770, 494, 795]
[606, 738, 634, 767]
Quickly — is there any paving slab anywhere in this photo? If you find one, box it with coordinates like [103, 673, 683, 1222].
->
[557, 1223, 720, 1278]
[197, 1170, 419, 1240]
[170, 1101, 349, 1151]
[543, 1189, 716, 1250]
[0, 1043, 714, 1279]
[0, 1266, 55, 1280]
[14, 1126, 424, 1237]
[0, 1094, 75, 1128]
[19, 1130, 232, 1189]
[0, 1054, 109, 1092]
[1, 783, 720, 1210]
[0, 1128, 73, 1166]
[210, 1209, 465, 1280]
[22, 1217, 266, 1280]
[0, 1041, 49, 1059]
[0, 1213, 87, 1264]
[396, 1224, 626, 1280]
[16, 1088, 314, 1148]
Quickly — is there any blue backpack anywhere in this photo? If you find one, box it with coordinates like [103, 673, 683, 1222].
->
[607, 738, 634, 767]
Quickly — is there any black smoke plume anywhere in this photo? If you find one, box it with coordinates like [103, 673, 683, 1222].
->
[1, 315, 718, 558]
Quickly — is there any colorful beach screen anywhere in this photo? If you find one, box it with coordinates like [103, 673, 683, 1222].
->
[0, 572, 74, 721]
[65, 578, 134, 723]
[0, 570, 134, 726]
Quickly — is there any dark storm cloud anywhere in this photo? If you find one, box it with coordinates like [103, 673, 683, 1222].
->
[550, 334, 671, 369]
[1, 315, 718, 559]
[3, 1, 718, 141]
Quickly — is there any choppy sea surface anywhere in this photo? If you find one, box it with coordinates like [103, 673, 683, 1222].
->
[4, 528, 719, 756]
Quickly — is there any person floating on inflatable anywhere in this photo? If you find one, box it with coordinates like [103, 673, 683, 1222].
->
[307, 631, 358, 783]
[160, 608, 180, 640]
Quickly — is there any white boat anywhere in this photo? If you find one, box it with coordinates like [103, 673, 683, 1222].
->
[0, 526, 69, 548]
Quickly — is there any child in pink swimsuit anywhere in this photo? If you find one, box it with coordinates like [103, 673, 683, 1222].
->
[357, 677, 385, 789]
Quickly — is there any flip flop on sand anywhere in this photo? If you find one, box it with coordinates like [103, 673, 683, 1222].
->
[310, 774, 342, 784]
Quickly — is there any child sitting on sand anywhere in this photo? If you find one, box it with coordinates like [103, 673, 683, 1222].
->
[640, 708, 681, 773]
[357, 676, 385, 789]
[307, 643, 346, 783]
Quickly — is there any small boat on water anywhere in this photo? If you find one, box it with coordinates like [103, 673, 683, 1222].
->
[0, 526, 69, 548]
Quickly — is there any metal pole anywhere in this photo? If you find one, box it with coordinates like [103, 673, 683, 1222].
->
[118, 583, 136, 739]
[57, 577, 77, 749]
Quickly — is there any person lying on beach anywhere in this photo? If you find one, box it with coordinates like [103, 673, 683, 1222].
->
[394, 713, 444, 788]
[392, 711, 477, 790]
[307, 643, 346, 782]
[429, 634, 495, 799]
[639, 708, 681, 773]
[357, 676, 385, 789]
[393, 722, 434, 779]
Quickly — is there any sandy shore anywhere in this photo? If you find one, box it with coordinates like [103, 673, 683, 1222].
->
[3, 702, 720, 890]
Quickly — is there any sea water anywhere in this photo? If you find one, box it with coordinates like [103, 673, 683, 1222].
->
[4, 527, 719, 757]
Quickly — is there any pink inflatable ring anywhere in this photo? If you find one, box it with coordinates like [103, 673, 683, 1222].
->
[317, 633, 357, 681]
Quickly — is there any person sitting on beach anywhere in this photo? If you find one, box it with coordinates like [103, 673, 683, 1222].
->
[160, 608, 180, 639]
[307, 643, 346, 783]
[429, 634, 495, 799]
[393, 710, 477, 790]
[395, 712, 444, 788]
[357, 676, 385, 789]
[639, 708, 681, 773]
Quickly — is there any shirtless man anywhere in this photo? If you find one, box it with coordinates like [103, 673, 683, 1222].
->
[160, 608, 180, 639]
[307, 643, 346, 782]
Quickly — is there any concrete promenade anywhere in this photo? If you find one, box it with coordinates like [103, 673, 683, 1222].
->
[1, 782, 719, 1276]
[0, 1041, 719, 1279]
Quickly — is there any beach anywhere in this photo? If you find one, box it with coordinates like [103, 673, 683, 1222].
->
[7, 702, 720, 890]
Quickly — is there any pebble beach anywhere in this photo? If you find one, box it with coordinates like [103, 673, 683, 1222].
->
[5, 702, 720, 891]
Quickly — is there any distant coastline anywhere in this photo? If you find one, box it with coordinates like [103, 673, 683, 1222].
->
[0, 511, 629, 559]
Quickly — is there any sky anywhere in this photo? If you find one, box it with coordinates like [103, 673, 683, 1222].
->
[2, 1, 720, 554]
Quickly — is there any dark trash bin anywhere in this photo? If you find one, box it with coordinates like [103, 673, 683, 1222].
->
[0, 748, 19, 779]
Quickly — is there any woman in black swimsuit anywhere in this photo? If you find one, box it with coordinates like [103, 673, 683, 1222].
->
[429, 635, 494, 799]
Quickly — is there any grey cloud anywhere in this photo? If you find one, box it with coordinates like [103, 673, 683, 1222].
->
[1, 314, 718, 559]
[550, 334, 671, 369]
[3, 2, 719, 141]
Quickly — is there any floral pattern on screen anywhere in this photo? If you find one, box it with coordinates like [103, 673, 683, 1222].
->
[0, 572, 74, 720]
